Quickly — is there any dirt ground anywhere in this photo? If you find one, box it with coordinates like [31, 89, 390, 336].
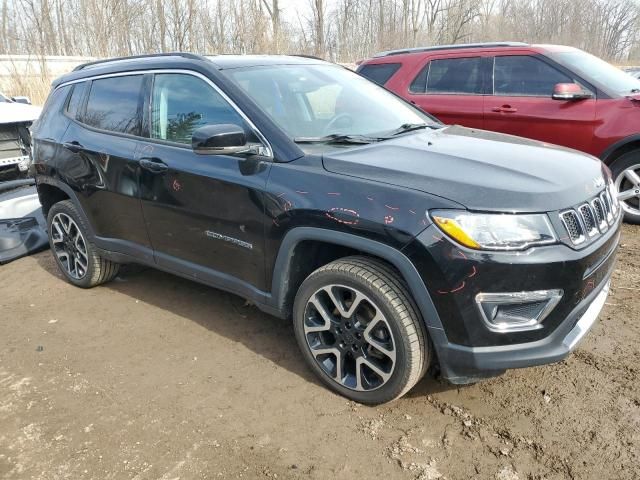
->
[1, 224, 638, 480]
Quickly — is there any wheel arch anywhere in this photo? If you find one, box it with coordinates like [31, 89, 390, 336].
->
[270, 227, 446, 336]
[35, 178, 96, 237]
[600, 135, 640, 166]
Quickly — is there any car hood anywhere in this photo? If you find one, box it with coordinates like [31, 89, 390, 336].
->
[322, 126, 607, 212]
[0, 102, 41, 124]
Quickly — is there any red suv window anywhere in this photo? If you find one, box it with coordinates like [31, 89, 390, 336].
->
[410, 57, 483, 95]
[358, 63, 402, 86]
[493, 56, 572, 96]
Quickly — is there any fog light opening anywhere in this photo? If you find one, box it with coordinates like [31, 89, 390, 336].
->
[475, 290, 563, 333]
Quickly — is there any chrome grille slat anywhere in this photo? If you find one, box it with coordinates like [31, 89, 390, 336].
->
[578, 204, 597, 237]
[560, 210, 585, 244]
[560, 189, 619, 246]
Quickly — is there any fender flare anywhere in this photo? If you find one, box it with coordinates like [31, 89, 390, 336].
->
[270, 227, 447, 340]
[599, 134, 640, 163]
[35, 176, 97, 238]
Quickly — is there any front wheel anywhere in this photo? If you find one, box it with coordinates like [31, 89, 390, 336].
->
[611, 151, 640, 224]
[293, 256, 430, 404]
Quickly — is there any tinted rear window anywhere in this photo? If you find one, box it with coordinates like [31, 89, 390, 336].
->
[84, 75, 143, 135]
[66, 82, 87, 119]
[410, 57, 483, 94]
[358, 63, 401, 85]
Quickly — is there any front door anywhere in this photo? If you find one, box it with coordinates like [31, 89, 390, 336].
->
[404, 55, 486, 128]
[138, 72, 271, 290]
[484, 55, 597, 153]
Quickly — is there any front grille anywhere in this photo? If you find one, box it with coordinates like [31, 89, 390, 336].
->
[560, 189, 619, 246]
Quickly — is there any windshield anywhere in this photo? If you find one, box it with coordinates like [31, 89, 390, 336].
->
[550, 50, 640, 95]
[225, 64, 439, 140]
[0, 93, 10, 103]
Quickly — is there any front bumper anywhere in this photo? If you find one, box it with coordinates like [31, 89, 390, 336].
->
[402, 215, 620, 384]
[434, 279, 610, 383]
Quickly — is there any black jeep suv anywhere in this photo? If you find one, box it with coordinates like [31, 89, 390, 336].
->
[31, 53, 621, 404]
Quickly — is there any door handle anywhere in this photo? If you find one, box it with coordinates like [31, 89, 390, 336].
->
[62, 141, 84, 153]
[491, 105, 518, 113]
[139, 157, 168, 174]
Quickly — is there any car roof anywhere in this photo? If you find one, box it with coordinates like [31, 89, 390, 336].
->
[52, 53, 329, 88]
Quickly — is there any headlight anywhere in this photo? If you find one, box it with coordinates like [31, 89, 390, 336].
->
[431, 210, 557, 251]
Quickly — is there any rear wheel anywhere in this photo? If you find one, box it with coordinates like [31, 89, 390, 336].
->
[293, 256, 429, 404]
[47, 200, 120, 287]
[611, 151, 640, 224]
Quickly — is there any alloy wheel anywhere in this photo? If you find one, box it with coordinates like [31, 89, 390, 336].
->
[51, 212, 89, 279]
[303, 284, 396, 391]
[615, 163, 640, 218]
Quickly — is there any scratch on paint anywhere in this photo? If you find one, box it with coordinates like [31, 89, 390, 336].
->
[384, 204, 400, 211]
[438, 281, 466, 295]
[325, 207, 360, 226]
[467, 265, 477, 278]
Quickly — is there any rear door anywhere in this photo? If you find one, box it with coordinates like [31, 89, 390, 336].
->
[404, 54, 487, 128]
[59, 74, 152, 257]
[137, 71, 271, 290]
[484, 54, 596, 152]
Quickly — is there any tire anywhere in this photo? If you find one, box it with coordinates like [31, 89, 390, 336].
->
[47, 200, 120, 288]
[293, 256, 430, 404]
[610, 150, 640, 224]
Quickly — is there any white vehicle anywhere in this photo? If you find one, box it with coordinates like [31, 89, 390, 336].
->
[0, 93, 41, 180]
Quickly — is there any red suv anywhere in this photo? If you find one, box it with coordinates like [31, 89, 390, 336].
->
[358, 42, 640, 223]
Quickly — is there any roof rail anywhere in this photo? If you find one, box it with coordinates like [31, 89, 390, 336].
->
[73, 52, 209, 71]
[290, 54, 325, 61]
[373, 42, 529, 58]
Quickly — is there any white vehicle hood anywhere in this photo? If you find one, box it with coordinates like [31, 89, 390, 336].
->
[0, 102, 41, 124]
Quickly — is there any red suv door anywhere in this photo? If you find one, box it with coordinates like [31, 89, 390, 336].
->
[484, 54, 597, 152]
[403, 53, 486, 129]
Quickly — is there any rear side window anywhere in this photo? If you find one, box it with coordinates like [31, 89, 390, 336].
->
[493, 56, 572, 96]
[84, 75, 143, 135]
[410, 57, 483, 94]
[32, 85, 70, 134]
[150, 73, 249, 145]
[65, 82, 87, 119]
[358, 63, 401, 86]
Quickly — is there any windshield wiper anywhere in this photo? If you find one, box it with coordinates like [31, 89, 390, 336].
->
[293, 134, 380, 145]
[386, 123, 433, 136]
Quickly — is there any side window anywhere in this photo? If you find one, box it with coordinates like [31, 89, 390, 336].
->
[151, 73, 251, 145]
[358, 63, 401, 86]
[84, 75, 143, 135]
[493, 56, 572, 96]
[410, 57, 483, 94]
[65, 82, 87, 120]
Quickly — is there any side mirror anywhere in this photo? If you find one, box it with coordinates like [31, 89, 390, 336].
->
[192, 124, 259, 156]
[552, 83, 592, 101]
[11, 96, 31, 105]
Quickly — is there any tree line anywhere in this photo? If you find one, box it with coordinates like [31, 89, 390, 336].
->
[2, 0, 640, 63]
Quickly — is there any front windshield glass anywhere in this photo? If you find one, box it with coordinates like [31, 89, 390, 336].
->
[0, 93, 10, 102]
[550, 50, 640, 95]
[225, 64, 439, 140]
